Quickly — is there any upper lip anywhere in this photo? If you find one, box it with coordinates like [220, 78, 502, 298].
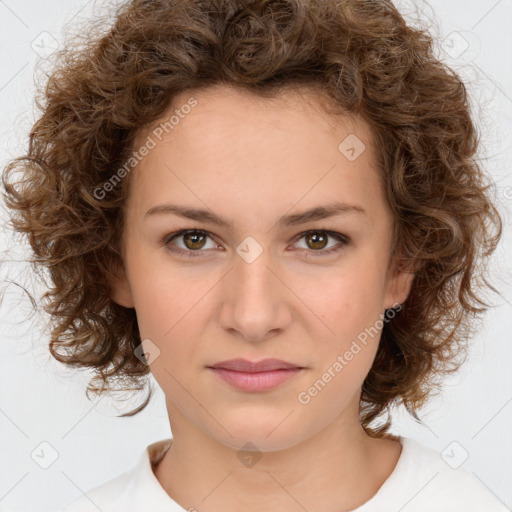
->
[207, 358, 302, 372]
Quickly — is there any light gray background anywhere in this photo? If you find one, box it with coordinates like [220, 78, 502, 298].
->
[1, 1, 511, 511]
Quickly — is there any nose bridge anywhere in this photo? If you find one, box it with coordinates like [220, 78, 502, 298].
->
[219, 236, 291, 341]
[233, 237, 280, 306]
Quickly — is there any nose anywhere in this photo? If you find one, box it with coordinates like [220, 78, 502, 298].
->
[218, 245, 293, 343]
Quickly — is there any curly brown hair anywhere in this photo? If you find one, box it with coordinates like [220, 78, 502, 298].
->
[1, 0, 503, 435]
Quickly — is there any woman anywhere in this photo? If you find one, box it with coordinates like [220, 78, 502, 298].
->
[2, 0, 506, 510]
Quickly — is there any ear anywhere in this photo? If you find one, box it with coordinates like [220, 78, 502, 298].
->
[384, 254, 415, 310]
[108, 263, 135, 309]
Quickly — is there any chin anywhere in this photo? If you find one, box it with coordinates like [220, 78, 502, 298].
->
[207, 411, 308, 453]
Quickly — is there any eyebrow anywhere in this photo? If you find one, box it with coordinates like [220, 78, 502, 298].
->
[144, 201, 367, 230]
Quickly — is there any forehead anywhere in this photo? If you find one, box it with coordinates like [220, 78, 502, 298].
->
[158, 84, 369, 145]
[127, 84, 387, 227]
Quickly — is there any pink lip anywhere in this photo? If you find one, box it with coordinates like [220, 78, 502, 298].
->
[207, 358, 304, 392]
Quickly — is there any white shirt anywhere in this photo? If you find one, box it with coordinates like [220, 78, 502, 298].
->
[59, 436, 510, 512]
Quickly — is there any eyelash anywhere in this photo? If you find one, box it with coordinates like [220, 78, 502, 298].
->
[160, 229, 350, 258]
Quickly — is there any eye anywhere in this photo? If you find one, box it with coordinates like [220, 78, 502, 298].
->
[161, 229, 350, 258]
[161, 229, 218, 257]
[291, 230, 350, 256]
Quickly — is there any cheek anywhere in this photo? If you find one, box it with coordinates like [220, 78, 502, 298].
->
[124, 243, 203, 335]
[298, 260, 387, 337]
[135, 284, 206, 397]
[135, 280, 203, 347]
[123, 254, 203, 364]
[293, 269, 385, 413]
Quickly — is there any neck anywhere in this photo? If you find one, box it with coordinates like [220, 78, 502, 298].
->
[153, 410, 402, 512]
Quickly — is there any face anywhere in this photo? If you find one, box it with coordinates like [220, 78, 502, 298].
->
[110, 84, 414, 452]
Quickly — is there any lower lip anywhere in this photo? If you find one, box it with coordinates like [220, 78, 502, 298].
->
[208, 368, 303, 392]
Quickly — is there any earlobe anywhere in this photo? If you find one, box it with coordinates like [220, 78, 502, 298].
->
[108, 264, 135, 309]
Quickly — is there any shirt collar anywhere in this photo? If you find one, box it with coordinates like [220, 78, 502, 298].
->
[114, 438, 181, 511]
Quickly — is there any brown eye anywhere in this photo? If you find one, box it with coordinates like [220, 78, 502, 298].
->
[163, 229, 217, 257]
[304, 232, 329, 250]
[293, 230, 350, 257]
[182, 231, 208, 250]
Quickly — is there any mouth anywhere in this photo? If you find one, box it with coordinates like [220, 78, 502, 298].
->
[206, 358, 305, 392]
